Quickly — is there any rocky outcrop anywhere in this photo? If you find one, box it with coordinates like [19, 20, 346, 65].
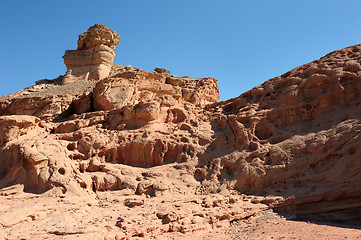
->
[93, 69, 219, 111]
[0, 115, 40, 146]
[0, 25, 361, 237]
[203, 44, 361, 218]
[62, 24, 120, 84]
[0, 60, 220, 195]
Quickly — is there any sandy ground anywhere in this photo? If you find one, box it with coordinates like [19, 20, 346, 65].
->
[0, 185, 360, 240]
[157, 210, 361, 240]
[199, 210, 361, 240]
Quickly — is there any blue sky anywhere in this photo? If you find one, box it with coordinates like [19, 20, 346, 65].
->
[1, 1, 360, 101]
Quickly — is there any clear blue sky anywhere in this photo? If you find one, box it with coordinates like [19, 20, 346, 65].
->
[1, 1, 360, 101]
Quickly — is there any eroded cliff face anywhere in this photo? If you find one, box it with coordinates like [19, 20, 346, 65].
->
[0, 62, 220, 195]
[205, 44, 361, 214]
[0, 25, 361, 237]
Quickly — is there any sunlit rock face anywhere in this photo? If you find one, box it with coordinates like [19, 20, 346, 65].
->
[0, 23, 361, 237]
[62, 24, 120, 84]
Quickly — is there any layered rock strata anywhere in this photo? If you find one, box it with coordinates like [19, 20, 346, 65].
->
[62, 24, 120, 84]
[0, 25, 361, 236]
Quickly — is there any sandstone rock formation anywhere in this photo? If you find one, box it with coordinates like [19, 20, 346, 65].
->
[62, 24, 120, 84]
[204, 45, 361, 219]
[0, 25, 361, 238]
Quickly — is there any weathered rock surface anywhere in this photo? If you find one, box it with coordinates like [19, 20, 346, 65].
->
[62, 24, 120, 84]
[0, 25, 361, 238]
[0, 62, 220, 197]
[206, 45, 361, 205]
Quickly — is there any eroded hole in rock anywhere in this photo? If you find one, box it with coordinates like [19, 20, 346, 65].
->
[58, 168, 66, 175]
[255, 122, 273, 140]
[349, 147, 357, 155]
[163, 144, 183, 164]
[67, 142, 76, 151]
[248, 141, 258, 151]
[194, 168, 206, 181]
[69, 153, 86, 160]
[132, 233, 145, 238]
[303, 104, 312, 110]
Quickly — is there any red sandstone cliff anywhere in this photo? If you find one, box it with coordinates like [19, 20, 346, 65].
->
[0, 24, 360, 238]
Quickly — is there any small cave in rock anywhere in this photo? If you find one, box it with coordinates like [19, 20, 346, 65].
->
[112, 141, 189, 167]
[58, 168, 66, 175]
[194, 168, 207, 182]
[163, 143, 184, 165]
[69, 153, 86, 160]
[67, 142, 76, 151]
[255, 122, 273, 140]
[54, 93, 94, 122]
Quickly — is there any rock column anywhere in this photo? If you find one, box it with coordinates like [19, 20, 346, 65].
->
[62, 24, 120, 85]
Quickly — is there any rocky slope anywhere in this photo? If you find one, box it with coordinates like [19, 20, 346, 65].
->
[0, 24, 360, 238]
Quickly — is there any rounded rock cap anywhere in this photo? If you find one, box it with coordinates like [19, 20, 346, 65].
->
[77, 23, 120, 51]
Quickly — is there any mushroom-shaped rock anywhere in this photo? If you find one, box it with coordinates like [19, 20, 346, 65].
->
[62, 24, 120, 85]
